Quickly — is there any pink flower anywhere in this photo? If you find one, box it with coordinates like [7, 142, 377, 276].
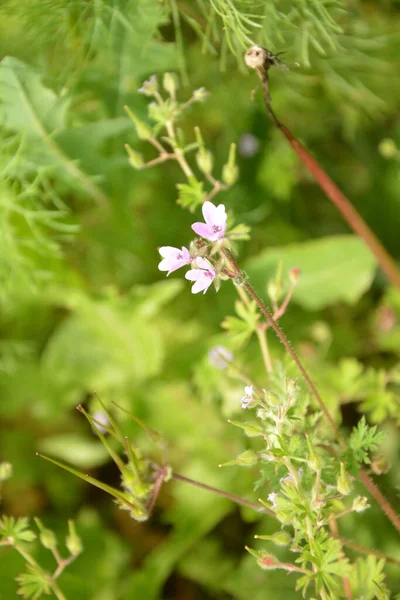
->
[185, 257, 216, 294]
[158, 246, 192, 276]
[191, 201, 227, 241]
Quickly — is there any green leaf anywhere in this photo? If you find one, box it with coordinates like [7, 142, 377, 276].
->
[348, 416, 384, 464]
[177, 178, 205, 211]
[16, 564, 51, 600]
[246, 236, 377, 310]
[0, 56, 69, 136]
[0, 517, 36, 543]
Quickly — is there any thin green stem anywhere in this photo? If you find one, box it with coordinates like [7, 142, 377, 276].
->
[236, 283, 273, 374]
[14, 545, 67, 600]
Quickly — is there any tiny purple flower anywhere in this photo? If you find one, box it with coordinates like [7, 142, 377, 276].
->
[208, 346, 233, 370]
[280, 468, 303, 484]
[185, 257, 216, 294]
[138, 74, 158, 96]
[268, 493, 278, 508]
[158, 246, 192, 276]
[192, 201, 227, 242]
[241, 385, 254, 409]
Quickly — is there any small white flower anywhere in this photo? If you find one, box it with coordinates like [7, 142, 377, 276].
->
[268, 493, 278, 508]
[241, 385, 255, 409]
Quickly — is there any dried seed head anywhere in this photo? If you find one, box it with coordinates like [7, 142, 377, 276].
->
[245, 45, 268, 70]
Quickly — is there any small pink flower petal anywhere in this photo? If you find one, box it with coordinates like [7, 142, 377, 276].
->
[191, 201, 227, 241]
[185, 258, 216, 294]
[191, 222, 215, 240]
[158, 246, 192, 275]
[196, 257, 214, 272]
[202, 201, 218, 225]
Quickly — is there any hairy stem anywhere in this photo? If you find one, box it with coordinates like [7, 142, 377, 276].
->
[222, 247, 400, 535]
[172, 472, 273, 515]
[223, 248, 342, 440]
[252, 54, 400, 290]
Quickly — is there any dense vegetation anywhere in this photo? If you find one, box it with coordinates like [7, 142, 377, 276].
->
[0, 1, 399, 598]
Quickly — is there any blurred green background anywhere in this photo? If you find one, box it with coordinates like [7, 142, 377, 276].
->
[0, 1, 399, 598]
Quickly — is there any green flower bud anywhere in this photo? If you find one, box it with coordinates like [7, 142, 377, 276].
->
[267, 280, 281, 304]
[306, 435, 322, 472]
[337, 463, 352, 496]
[34, 518, 57, 550]
[125, 144, 144, 169]
[379, 138, 398, 159]
[196, 149, 214, 175]
[124, 105, 152, 140]
[228, 420, 264, 438]
[219, 450, 258, 468]
[0, 462, 12, 481]
[163, 72, 179, 97]
[222, 163, 239, 186]
[352, 496, 370, 513]
[254, 531, 291, 546]
[66, 521, 83, 556]
[238, 450, 258, 466]
[222, 143, 239, 186]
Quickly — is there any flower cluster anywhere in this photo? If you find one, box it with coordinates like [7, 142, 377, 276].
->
[158, 201, 228, 294]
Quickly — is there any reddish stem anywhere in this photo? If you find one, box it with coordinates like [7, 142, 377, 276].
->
[279, 125, 400, 289]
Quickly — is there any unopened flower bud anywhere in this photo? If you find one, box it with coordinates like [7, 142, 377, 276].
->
[124, 105, 152, 140]
[352, 496, 370, 513]
[379, 138, 398, 159]
[267, 279, 281, 304]
[196, 149, 214, 175]
[125, 144, 144, 169]
[219, 450, 257, 468]
[245, 546, 280, 570]
[254, 531, 291, 546]
[0, 462, 12, 481]
[310, 321, 331, 344]
[222, 163, 239, 186]
[228, 420, 264, 438]
[163, 72, 178, 97]
[371, 455, 390, 475]
[289, 267, 300, 285]
[336, 463, 352, 496]
[222, 143, 239, 186]
[258, 552, 280, 570]
[66, 520, 83, 556]
[34, 518, 57, 550]
[237, 450, 258, 466]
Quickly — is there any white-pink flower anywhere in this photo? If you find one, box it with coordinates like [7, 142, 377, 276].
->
[185, 257, 216, 294]
[241, 385, 254, 409]
[158, 246, 192, 276]
[191, 201, 227, 242]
